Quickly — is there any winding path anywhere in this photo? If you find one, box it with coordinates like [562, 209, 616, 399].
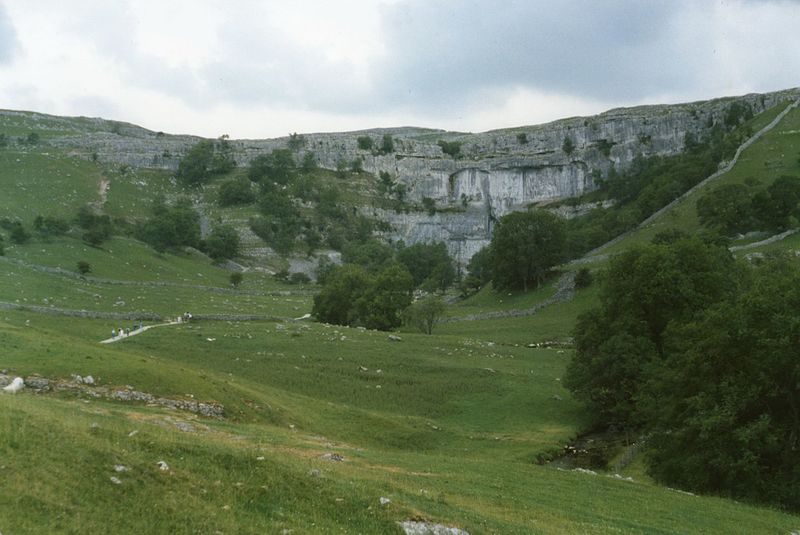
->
[99, 320, 180, 344]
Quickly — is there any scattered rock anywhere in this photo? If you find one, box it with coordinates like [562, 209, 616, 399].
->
[256, 456, 265, 461]
[109, 476, 122, 485]
[359, 366, 368, 372]
[127, 430, 139, 437]
[113, 465, 129, 473]
[551, 394, 563, 401]
[573, 468, 597, 476]
[309, 468, 322, 478]
[320, 453, 345, 462]
[83, 375, 95, 385]
[388, 335, 402, 342]
[24, 376, 50, 391]
[379, 496, 392, 506]
[399, 521, 471, 535]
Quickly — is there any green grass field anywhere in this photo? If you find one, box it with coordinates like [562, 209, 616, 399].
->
[1, 109, 800, 533]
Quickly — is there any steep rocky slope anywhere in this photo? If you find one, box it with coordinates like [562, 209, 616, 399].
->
[4, 88, 798, 263]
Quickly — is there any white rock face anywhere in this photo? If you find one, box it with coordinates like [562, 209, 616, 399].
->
[24, 89, 799, 265]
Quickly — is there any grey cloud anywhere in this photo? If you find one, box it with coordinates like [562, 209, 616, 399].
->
[369, 0, 696, 112]
[0, 4, 19, 63]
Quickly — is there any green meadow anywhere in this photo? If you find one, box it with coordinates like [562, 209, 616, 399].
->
[1, 107, 799, 533]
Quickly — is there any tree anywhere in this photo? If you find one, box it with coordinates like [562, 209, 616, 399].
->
[9, 223, 31, 244]
[438, 140, 462, 158]
[77, 261, 92, 275]
[34, 215, 69, 236]
[759, 175, 800, 230]
[380, 134, 395, 154]
[397, 242, 455, 292]
[564, 235, 737, 430]
[354, 264, 414, 330]
[640, 257, 800, 509]
[287, 132, 306, 152]
[403, 296, 446, 334]
[357, 136, 374, 151]
[204, 225, 240, 260]
[137, 198, 200, 252]
[248, 149, 296, 186]
[229, 272, 243, 288]
[176, 140, 215, 186]
[562, 136, 575, 156]
[218, 177, 255, 206]
[696, 183, 753, 234]
[490, 211, 566, 292]
[312, 264, 372, 325]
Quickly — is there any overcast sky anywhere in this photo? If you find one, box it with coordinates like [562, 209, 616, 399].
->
[0, 0, 798, 139]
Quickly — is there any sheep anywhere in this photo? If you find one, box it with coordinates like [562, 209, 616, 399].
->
[3, 377, 24, 394]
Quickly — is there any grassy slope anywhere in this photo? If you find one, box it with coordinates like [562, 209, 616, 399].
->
[598, 100, 800, 255]
[1, 114, 799, 533]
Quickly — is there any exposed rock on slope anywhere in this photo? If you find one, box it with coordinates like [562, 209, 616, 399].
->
[7, 88, 798, 263]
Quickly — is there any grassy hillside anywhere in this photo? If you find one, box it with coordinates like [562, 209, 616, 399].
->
[1, 109, 799, 533]
[598, 99, 800, 255]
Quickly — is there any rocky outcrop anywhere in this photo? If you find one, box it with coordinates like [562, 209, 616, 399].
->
[7, 88, 798, 264]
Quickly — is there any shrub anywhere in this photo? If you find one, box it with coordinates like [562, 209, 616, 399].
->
[229, 272, 243, 288]
[9, 223, 31, 244]
[516, 133, 528, 145]
[437, 140, 462, 158]
[218, 178, 255, 206]
[574, 267, 592, 289]
[357, 136, 374, 151]
[204, 225, 240, 260]
[77, 261, 91, 275]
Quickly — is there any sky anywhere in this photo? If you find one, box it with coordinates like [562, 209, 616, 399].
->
[0, 0, 798, 139]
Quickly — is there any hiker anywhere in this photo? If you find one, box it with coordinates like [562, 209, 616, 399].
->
[112, 329, 116, 338]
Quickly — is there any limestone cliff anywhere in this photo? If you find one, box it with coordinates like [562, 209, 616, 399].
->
[7, 88, 799, 264]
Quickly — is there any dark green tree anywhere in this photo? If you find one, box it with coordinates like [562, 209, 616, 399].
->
[77, 260, 91, 275]
[641, 257, 800, 509]
[229, 272, 243, 288]
[248, 149, 296, 187]
[176, 140, 215, 186]
[380, 134, 395, 154]
[312, 264, 372, 325]
[357, 136, 374, 150]
[137, 198, 200, 252]
[490, 211, 566, 292]
[9, 223, 31, 244]
[564, 236, 737, 429]
[218, 177, 255, 206]
[696, 183, 754, 234]
[204, 225, 240, 260]
[397, 242, 455, 292]
[562, 136, 575, 156]
[354, 264, 414, 331]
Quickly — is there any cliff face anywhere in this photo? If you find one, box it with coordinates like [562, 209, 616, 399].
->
[13, 88, 799, 264]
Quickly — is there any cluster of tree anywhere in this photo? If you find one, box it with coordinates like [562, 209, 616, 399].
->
[564, 103, 757, 257]
[175, 136, 235, 186]
[136, 198, 200, 253]
[696, 175, 800, 235]
[356, 134, 395, 155]
[33, 215, 70, 237]
[564, 233, 800, 510]
[437, 140, 462, 158]
[313, 239, 456, 331]
[313, 263, 413, 331]
[76, 206, 113, 246]
[461, 211, 567, 295]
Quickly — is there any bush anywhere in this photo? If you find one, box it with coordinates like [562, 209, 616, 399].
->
[403, 296, 446, 334]
[204, 225, 240, 260]
[33, 215, 70, 236]
[357, 136, 374, 151]
[380, 134, 395, 154]
[574, 267, 592, 289]
[437, 140, 462, 158]
[77, 261, 91, 275]
[218, 177, 255, 206]
[229, 272, 243, 288]
[9, 223, 31, 244]
[562, 136, 575, 156]
[516, 133, 528, 144]
[137, 198, 200, 252]
[289, 272, 311, 285]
